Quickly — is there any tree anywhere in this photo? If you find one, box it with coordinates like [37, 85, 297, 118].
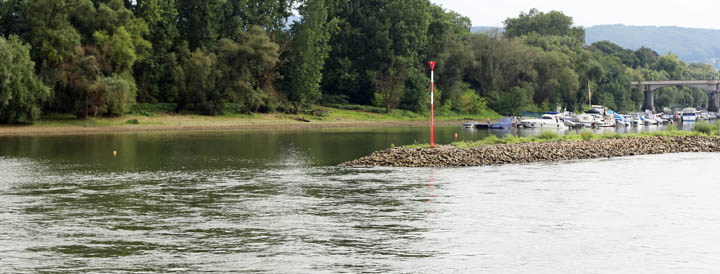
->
[0, 35, 51, 124]
[635, 46, 659, 68]
[215, 27, 281, 113]
[426, 5, 473, 112]
[21, 0, 86, 79]
[0, 0, 25, 36]
[504, 9, 585, 42]
[56, 46, 102, 118]
[174, 45, 223, 115]
[175, 0, 224, 50]
[133, 0, 179, 102]
[323, 0, 431, 107]
[219, 0, 297, 38]
[284, 0, 331, 111]
[372, 59, 408, 113]
[590, 40, 639, 68]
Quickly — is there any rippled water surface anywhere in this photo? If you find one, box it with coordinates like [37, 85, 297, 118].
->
[2, 127, 720, 273]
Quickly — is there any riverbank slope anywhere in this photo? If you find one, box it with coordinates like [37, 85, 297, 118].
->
[0, 106, 498, 136]
[341, 135, 720, 167]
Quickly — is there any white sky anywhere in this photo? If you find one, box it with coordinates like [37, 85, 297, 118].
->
[430, 0, 720, 29]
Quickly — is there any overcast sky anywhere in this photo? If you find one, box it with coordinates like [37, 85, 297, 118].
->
[430, 0, 720, 29]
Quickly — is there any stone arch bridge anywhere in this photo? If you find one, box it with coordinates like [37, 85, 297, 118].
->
[631, 80, 720, 112]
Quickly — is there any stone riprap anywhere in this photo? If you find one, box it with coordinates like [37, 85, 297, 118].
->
[341, 136, 720, 167]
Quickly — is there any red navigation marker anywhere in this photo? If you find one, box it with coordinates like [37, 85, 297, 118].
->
[429, 61, 436, 148]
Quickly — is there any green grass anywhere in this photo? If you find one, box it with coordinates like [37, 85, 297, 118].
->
[403, 124, 720, 149]
[130, 103, 176, 116]
[404, 140, 432, 149]
[305, 105, 500, 122]
[36, 113, 121, 127]
[315, 104, 501, 121]
[26, 103, 503, 129]
[692, 121, 720, 135]
[537, 130, 559, 140]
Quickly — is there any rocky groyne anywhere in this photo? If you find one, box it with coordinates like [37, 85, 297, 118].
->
[341, 136, 720, 167]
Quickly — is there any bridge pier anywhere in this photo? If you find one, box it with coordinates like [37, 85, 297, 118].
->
[710, 91, 720, 112]
[643, 87, 655, 112]
[632, 80, 720, 113]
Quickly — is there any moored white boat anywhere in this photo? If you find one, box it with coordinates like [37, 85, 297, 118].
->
[570, 113, 599, 128]
[518, 114, 566, 128]
[614, 113, 630, 127]
[631, 114, 645, 126]
[682, 108, 698, 122]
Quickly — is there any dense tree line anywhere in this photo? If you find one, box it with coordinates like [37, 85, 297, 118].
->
[1, 1, 718, 124]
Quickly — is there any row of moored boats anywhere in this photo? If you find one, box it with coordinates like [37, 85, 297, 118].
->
[464, 106, 716, 129]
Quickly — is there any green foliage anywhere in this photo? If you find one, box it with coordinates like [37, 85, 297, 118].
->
[214, 27, 280, 113]
[459, 88, 489, 114]
[692, 121, 720, 135]
[96, 75, 136, 116]
[371, 60, 409, 113]
[174, 47, 223, 115]
[504, 9, 585, 42]
[324, 103, 386, 114]
[442, 129, 716, 149]
[175, 0, 224, 50]
[537, 130, 559, 140]
[586, 25, 720, 70]
[0, 35, 51, 124]
[580, 130, 594, 140]
[324, 0, 432, 107]
[125, 118, 139, 124]
[284, 0, 331, 111]
[130, 103, 176, 116]
[21, 0, 83, 72]
[134, 0, 180, 102]
[3, 1, 720, 124]
[488, 87, 531, 115]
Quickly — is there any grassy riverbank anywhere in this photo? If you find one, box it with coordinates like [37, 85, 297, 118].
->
[0, 104, 501, 136]
[405, 122, 720, 149]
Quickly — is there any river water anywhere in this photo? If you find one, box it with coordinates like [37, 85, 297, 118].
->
[2, 126, 720, 273]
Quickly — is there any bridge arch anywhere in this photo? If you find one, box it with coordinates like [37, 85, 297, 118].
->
[630, 80, 720, 112]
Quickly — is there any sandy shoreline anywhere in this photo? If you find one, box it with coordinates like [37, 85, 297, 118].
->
[0, 119, 463, 136]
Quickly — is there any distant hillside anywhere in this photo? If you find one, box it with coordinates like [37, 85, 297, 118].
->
[472, 24, 720, 69]
[585, 25, 720, 68]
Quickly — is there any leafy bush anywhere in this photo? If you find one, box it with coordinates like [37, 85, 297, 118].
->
[101, 75, 137, 116]
[459, 89, 489, 114]
[693, 121, 714, 135]
[125, 119, 139, 124]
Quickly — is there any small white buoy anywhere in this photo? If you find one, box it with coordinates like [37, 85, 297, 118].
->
[113, 150, 117, 157]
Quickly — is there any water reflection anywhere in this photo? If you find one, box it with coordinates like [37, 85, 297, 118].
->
[1, 126, 719, 272]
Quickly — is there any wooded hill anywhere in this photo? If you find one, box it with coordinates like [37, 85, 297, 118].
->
[1, 3, 718, 124]
[474, 24, 720, 70]
[586, 25, 720, 69]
